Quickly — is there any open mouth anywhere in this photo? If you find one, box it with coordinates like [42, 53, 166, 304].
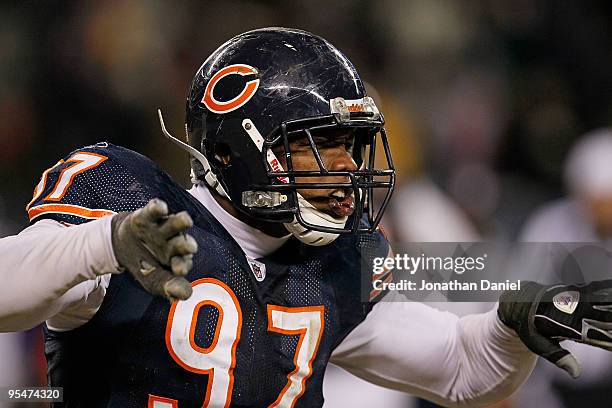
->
[308, 189, 355, 217]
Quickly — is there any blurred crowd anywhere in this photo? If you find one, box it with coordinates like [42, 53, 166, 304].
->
[2, 1, 612, 407]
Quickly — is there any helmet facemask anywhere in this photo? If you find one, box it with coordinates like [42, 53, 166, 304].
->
[241, 97, 395, 245]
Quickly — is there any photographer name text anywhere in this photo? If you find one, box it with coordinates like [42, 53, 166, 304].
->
[372, 279, 522, 292]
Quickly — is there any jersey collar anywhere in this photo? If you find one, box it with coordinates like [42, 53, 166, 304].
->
[188, 184, 291, 259]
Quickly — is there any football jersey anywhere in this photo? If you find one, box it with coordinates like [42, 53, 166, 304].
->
[27, 143, 390, 408]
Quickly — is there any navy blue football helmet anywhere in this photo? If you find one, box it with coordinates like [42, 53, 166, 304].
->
[162, 27, 395, 245]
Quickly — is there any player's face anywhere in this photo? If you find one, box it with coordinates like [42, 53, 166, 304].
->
[273, 129, 358, 218]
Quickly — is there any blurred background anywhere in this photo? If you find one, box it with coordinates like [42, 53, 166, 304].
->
[2, 0, 612, 407]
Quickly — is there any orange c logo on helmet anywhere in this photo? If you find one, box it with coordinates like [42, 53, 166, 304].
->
[202, 64, 260, 114]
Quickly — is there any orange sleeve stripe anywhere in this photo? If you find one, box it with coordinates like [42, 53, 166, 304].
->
[28, 203, 116, 221]
[372, 267, 392, 282]
[369, 272, 393, 301]
[372, 246, 394, 281]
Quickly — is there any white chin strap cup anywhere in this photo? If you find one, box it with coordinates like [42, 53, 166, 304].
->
[284, 194, 348, 246]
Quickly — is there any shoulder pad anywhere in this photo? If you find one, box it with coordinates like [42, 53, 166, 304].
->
[26, 143, 165, 225]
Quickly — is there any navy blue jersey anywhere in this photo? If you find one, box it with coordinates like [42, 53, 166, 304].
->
[27, 143, 391, 408]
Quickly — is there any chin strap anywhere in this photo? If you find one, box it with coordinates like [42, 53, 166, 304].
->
[283, 194, 347, 246]
[157, 109, 230, 199]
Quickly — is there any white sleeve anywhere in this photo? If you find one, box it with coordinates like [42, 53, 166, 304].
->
[330, 292, 537, 408]
[0, 218, 120, 332]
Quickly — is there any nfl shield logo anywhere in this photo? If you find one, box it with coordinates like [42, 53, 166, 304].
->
[553, 291, 580, 314]
[247, 257, 266, 282]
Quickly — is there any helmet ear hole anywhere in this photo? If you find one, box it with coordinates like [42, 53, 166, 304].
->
[214, 143, 233, 166]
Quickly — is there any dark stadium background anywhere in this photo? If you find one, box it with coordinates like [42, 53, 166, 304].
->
[1, 1, 612, 407]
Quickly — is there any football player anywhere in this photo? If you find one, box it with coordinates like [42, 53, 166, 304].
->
[1, 27, 612, 408]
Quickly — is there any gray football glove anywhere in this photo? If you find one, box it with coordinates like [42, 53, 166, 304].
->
[498, 280, 612, 378]
[111, 199, 196, 302]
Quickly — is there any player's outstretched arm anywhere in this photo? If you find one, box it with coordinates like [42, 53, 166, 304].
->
[498, 280, 612, 379]
[331, 293, 537, 408]
[0, 199, 196, 332]
[0, 216, 120, 332]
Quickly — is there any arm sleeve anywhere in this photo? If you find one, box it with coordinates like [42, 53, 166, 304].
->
[330, 292, 537, 407]
[0, 217, 120, 332]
